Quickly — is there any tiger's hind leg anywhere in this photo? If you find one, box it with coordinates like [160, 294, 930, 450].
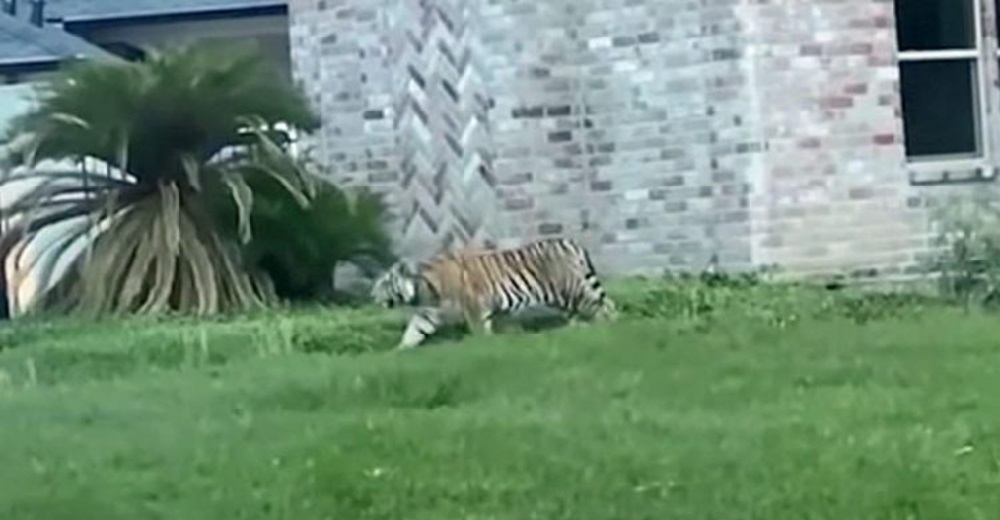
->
[570, 292, 619, 325]
[456, 290, 496, 338]
[480, 313, 496, 335]
[595, 297, 619, 322]
[397, 308, 443, 350]
[462, 307, 496, 336]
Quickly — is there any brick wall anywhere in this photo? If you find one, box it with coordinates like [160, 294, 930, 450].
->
[478, 0, 759, 273]
[287, 0, 998, 279]
[744, 0, 1000, 280]
[743, 0, 926, 278]
[290, 0, 761, 274]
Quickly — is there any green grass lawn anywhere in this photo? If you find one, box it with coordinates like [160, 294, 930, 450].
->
[0, 279, 998, 519]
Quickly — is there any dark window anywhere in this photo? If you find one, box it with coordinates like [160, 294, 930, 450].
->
[894, 0, 981, 160]
[899, 60, 979, 157]
[894, 0, 975, 51]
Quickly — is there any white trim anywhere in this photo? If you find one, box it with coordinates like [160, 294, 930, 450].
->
[898, 49, 978, 61]
[906, 157, 986, 172]
[972, 0, 990, 164]
[907, 159, 993, 185]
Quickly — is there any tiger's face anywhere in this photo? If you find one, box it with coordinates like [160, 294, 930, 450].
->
[370, 260, 418, 308]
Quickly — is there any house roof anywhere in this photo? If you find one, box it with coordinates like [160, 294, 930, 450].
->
[42, 0, 286, 23]
[0, 13, 114, 72]
[0, 0, 284, 71]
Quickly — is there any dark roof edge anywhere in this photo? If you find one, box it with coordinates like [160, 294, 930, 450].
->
[54, 3, 287, 31]
[0, 58, 61, 75]
[0, 51, 120, 75]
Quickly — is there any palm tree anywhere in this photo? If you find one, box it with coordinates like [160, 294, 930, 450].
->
[0, 41, 320, 317]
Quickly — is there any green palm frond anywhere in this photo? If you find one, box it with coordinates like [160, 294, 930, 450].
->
[206, 155, 396, 302]
[0, 41, 322, 317]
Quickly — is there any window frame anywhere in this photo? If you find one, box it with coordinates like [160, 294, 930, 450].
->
[897, 0, 995, 177]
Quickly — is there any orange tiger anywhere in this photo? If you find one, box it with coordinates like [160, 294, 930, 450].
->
[370, 237, 618, 350]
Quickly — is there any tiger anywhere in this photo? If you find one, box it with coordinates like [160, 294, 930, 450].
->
[369, 237, 618, 350]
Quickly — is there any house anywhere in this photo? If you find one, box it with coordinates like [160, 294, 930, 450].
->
[0, 0, 289, 74]
[42, 0, 292, 82]
[0, 0, 295, 161]
[1, 0, 995, 290]
[285, 0, 1000, 282]
[0, 3, 114, 123]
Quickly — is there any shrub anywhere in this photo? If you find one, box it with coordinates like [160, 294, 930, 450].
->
[210, 159, 396, 303]
[611, 269, 943, 331]
[926, 193, 1000, 308]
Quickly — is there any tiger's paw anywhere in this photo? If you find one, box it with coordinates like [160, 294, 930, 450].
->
[395, 339, 422, 352]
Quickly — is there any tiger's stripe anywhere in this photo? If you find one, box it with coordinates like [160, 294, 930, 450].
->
[370, 237, 617, 350]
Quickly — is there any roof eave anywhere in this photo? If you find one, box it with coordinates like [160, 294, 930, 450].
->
[0, 58, 62, 76]
[0, 53, 120, 77]
[54, 2, 287, 31]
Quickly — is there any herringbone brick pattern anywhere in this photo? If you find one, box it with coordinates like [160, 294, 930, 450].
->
[389, 0, 498, 257]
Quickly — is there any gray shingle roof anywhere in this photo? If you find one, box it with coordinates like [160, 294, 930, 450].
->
[42, 0, 285, 22]
[0, 0, 283, 68]
[0, 13, 113, 67]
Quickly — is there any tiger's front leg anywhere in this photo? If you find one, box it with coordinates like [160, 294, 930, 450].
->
[397, 308, 443, 350]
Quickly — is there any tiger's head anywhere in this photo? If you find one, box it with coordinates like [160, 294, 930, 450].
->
[370, 260, 419, 308]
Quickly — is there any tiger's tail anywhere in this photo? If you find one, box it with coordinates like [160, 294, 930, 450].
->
[583, 246, 618, 321]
